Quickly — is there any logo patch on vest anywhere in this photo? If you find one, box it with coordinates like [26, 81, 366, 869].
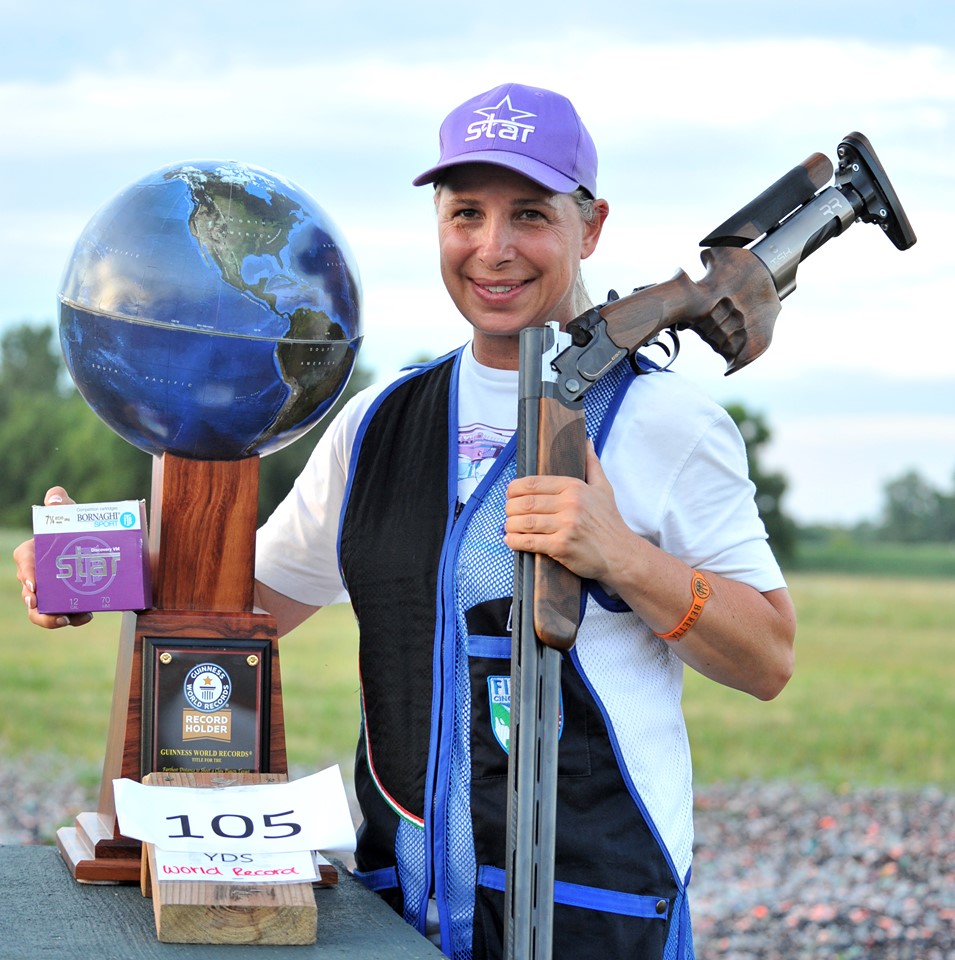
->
[487, 675, 564, 755]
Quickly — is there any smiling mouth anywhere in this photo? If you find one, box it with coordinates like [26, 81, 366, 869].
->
[477, 280, 529, 295]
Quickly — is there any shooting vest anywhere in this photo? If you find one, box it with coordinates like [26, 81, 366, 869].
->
[339, 349, 693, 960]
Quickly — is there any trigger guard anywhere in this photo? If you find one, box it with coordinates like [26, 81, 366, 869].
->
[631, 329, 681, 375]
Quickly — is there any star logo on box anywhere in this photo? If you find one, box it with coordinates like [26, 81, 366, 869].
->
[54, 536, 120, 594]
[465, 96, 537, 145]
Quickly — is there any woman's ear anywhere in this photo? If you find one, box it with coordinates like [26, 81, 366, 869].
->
[581, 199, 610, 260]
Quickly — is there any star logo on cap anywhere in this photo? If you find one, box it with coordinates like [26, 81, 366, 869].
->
[473, 95, 537, 128]
[466, 95, 538, 144]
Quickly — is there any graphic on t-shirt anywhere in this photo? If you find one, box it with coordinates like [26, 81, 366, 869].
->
[458, 422, 513, 502]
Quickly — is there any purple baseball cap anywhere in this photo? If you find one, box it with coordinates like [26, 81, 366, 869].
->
[412, 82, 598, 197]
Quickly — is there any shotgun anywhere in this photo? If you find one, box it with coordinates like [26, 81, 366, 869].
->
[503, 132, 915, 960]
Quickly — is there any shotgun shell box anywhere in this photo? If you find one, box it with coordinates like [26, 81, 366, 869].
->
[32, 500, 152, 615]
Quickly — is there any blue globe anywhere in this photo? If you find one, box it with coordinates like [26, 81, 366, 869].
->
[58, 160, 362, 460]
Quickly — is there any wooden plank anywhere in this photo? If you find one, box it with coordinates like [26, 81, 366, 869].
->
[144, 843, 317, 944]
[141, 773, 334, 944]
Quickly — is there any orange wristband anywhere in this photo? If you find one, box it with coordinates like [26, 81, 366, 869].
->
[654, 571, 712, 641]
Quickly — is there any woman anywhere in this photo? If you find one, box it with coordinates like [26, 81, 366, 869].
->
[18, 83, 795, 960]
[255, 82, 795, 959]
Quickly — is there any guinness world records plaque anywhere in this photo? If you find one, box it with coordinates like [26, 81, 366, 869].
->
[142, 638, 273, 776]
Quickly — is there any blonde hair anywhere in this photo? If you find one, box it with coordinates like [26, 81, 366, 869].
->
[571, 187, 598, 315]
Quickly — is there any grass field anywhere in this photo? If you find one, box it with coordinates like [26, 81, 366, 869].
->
[2, 528, 953, 791]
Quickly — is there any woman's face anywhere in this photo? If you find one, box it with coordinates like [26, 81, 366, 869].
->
[435, 164, 607, 369]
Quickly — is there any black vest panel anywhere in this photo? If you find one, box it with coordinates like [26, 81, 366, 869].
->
[340, 358, 455, 825]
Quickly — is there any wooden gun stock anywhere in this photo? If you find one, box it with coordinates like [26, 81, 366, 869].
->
[598, 246, 783, 376]
[532, 398, 586, 650]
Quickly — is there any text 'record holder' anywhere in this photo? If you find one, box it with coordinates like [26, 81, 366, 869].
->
[56, 454, 288, 884]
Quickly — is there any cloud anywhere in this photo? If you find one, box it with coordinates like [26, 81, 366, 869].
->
[3, 34, 952, 156]
[1, 13, 951, 523]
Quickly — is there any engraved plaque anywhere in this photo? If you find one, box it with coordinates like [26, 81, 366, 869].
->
[142, 638, 271, 778]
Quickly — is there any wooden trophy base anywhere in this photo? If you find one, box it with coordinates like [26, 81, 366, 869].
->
[57, 454, 289, 884]
[57, 811, 141, 885]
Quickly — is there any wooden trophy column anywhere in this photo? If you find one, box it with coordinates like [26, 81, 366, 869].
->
[57, 453, 288, 883]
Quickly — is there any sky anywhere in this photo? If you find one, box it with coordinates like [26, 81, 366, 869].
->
[1, 0, 952, 524]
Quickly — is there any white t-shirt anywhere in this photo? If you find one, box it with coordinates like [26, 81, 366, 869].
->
[256, 343, 783, 606]
[455, 348, 517, 505]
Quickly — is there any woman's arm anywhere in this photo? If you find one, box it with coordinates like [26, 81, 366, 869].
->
[254, 579, 321, 638]
[504, 444, 796, 700]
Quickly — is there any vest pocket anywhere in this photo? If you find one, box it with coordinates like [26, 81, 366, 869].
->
[468, 640, 592, 781]
[473, 865, 670, 960]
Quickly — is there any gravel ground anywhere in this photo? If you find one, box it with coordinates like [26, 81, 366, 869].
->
[2, 764, 951, 958]
[690, 781, 954, 959]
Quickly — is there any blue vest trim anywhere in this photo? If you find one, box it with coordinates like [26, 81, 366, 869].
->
[469, 635, 512, 659]
[586, 585, 632, 613]
[354, 865, 399, 892]
[432, 346, 471, 948]
[477, 866, 669, 920]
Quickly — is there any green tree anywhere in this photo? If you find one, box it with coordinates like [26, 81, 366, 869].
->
[0, 322, 151, 527]
[878, 469, 947, 543]
[938, 476, 955, 542]
[0, 324, 67, 403]
[724, 402, 797, 564]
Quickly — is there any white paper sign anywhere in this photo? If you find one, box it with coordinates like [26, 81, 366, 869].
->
[113, 766, 356, 854]
[153, 849, 325, 884]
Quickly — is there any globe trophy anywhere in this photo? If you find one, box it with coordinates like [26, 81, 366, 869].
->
[53, 160, 362, 883]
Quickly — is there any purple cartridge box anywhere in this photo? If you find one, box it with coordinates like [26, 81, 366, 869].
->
[33, 500, 152, 615]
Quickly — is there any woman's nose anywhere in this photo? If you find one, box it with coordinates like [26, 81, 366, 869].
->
[477, 216, 516, 267]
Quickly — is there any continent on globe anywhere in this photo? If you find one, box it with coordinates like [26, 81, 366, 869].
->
[58, 160, 363, 460]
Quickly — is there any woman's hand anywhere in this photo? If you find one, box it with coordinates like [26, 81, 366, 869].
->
[12, 486, 94, 628]
[503, 442, 622, 583]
